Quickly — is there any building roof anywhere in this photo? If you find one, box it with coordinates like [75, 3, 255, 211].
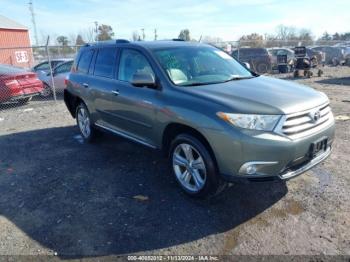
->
[0, 14, 27, 30]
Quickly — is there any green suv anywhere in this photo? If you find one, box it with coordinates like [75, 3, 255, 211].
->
[64, 40, 335, 197]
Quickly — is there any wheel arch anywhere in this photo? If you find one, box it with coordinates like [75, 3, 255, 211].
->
[63, 90, 84, 118]
[161, 123, 218, 169]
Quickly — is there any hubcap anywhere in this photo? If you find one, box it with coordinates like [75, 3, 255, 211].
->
[173, 143, 207, 192]
[77, 107, 91, 138]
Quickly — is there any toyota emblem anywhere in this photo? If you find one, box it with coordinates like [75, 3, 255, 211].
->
[313, 110, 321, 122]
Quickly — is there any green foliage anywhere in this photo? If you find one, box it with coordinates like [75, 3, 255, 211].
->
[178, 29, 191, 41]
[97, 24, 115, 41]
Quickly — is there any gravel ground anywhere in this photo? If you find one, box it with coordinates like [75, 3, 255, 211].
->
[0, 66, 349, 259]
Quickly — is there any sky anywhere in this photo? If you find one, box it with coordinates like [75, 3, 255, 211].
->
[1, 0, 350, 45]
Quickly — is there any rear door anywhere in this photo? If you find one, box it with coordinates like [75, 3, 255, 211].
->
[94, 48, 159, 146]
[88, 46, 119, 126]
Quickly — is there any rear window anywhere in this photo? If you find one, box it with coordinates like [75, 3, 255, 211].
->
[94, 47, 117, 78]
[77, 50, 94, 74]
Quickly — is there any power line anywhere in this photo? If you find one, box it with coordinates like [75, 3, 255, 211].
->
[28, 0, 39, 46]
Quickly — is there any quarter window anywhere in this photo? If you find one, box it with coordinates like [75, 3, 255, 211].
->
[77, 50, 94, 74]
[118, 49, 154, 82]
[94, 48, 117, 78]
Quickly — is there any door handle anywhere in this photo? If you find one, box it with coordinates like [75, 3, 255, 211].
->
[111, 90, 120, 96]
[82, 83, 89, 88]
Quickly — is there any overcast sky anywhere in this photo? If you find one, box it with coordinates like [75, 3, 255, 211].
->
[2, 0, 350, 44]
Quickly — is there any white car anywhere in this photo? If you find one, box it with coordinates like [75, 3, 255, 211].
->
[39, 60, 73, 97]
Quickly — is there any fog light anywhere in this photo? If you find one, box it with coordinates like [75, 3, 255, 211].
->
[238, 161, 279, 176]
[246, 165, 257, 175]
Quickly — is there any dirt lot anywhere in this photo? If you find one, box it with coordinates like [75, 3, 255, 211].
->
[0, 66, 349, 259]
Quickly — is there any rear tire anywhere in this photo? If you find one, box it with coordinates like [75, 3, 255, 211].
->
[169, 134, 225, 198]
[76, 103, 96, 143]
[256, 62, 269, 74]
[40, 83, 52, 97]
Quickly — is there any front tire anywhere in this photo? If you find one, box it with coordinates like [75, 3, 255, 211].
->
[76, 103, 96, 143]
[169, 134, 224, 198]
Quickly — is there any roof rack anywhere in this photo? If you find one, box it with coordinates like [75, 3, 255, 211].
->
[115, 39, 130, 44]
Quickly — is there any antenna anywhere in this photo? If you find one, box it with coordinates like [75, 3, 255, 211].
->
[154, 29, 158, 41]
[28, 0, 39, 46]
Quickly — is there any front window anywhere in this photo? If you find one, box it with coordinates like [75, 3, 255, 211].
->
[153, 47, 254, 86]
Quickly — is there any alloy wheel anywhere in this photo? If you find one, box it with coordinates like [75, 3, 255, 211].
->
[172, 143, 207, 192]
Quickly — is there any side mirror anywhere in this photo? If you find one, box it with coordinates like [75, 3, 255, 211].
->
[243, 62, 251, 70]
[131, 72, 156, 88]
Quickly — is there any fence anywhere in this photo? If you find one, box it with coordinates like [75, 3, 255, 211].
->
[0, 39, 349, 114]
[0, 44, 80, 113]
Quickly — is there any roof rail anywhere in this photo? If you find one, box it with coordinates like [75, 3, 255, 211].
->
[116, 39, 130, 44]
[172, 38, 185, 41]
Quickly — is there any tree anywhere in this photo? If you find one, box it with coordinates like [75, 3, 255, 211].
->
[56, 35, 69, 46]
[178, 29, 191, 41]
[320, 31, 332, 41]
[97, 24, 114, 41]
[132, 31, 140, 41]
[75, 34, 85, 45]
[239, 33, 263, 47]
[275, 25, 296, 40]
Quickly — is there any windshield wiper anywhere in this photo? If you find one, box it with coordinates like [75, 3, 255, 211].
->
[180, 82, 219, 86]
[224, 76, 254, 82]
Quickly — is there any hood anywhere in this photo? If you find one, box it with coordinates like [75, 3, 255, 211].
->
[182, 76, 328, 115]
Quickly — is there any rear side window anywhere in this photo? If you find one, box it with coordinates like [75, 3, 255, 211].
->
[94, 47, 117, 78]
[55, 61, 73, 74]
[77, 50, 94, 74]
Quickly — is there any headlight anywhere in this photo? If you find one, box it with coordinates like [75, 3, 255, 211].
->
[217, 112, 281, 131]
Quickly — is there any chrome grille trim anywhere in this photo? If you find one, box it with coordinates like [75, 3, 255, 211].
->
[275, 103, 334, 140]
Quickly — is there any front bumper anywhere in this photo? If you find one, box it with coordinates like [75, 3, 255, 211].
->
[203, 120, 335, 182]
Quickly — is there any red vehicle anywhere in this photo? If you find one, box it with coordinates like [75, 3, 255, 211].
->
[0, 64, 43, 104]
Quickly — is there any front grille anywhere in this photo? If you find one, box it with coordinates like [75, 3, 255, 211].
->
[281, 104, 333, 139]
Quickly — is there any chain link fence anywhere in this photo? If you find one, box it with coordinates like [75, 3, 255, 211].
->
[0, 44, 80, 112]
[0, 39, 349, 121]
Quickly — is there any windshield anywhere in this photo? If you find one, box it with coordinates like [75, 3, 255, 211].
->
[153, 46, 254, 86]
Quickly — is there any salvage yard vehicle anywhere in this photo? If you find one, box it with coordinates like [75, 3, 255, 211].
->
[64, 40, 335, 198]
[311, 46, 345, 65]
[0, 64, 43, 104]
[268, 48, 295, 72]
[231, 48, 272, 74]
[39, 60, 73, 97]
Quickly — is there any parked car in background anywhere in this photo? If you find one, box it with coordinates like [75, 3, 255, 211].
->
[64, 40, 334, 197]
[311, 46, 345, 65]
[335, 46, 350, 66]
[39, 60, 73, 97]
[32, 59, 72, 79]
[0, 64, 43, 104]
[268, 48, 295, 71]
[305, 48, 324, 66]
[231, 48, 272, 74]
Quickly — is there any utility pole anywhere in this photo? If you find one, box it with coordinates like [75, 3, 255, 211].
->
[28, 1, 39, 46]
[141, 28, 145, 40]
[94, 21, 98, 41]
[154, 29, 158, 40]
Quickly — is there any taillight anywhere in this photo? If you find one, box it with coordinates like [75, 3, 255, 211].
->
[4, 79, 19, 88]
[64, 76, 69, 86]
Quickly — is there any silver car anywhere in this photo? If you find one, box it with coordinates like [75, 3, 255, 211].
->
[40, 60, 73, 97]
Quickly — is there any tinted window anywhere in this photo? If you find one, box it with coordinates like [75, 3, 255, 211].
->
[94, 48, 117, 78]
[35, 62, 50, 71]
[77, 50, 94, 74]
[118, 49, 154, 82]
[55, 61, 73, 74]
